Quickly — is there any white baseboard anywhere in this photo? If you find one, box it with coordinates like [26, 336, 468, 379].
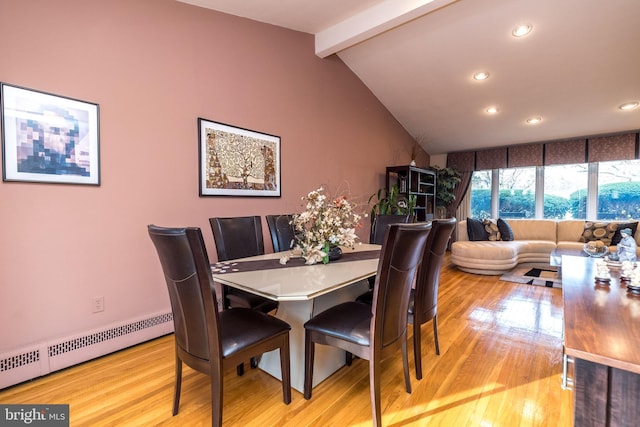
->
[0, 312, 173, 390]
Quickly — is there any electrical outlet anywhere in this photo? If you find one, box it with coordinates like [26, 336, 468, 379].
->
[93, 296, 105, 313]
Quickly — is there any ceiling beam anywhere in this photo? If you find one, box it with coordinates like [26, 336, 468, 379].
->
[314, 0, 458, 58]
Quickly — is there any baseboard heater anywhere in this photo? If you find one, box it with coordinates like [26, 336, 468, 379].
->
[0, 312, 174, 389]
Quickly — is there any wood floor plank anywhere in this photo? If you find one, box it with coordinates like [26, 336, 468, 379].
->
[0, 256, 574, 426]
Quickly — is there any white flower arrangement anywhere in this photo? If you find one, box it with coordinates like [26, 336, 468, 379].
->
[292, 187, 363, 265]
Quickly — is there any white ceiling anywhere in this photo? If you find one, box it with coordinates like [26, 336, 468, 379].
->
[178, 0, 640, 155]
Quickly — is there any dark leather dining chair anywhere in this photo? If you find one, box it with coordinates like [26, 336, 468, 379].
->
[147, 225, 291, 427]
[303, 222, 432, 427]
[369, 214, 414, 245]
[408, 218, 456, 380]
[359, 214, 415, 301]
[265, 214, 296, 253]
[209, 216, 278, 313]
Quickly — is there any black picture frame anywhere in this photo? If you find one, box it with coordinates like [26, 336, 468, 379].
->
[1, 83, 100, 185]
[198, 118, 281, 197]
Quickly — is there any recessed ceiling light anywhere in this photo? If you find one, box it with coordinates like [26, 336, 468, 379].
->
[526, 116, 542, 124]
[512, 24, 533, 37]
[619, 101, 639, 111]
[486, 107, 498, 114]
[473, 71, 490, 81]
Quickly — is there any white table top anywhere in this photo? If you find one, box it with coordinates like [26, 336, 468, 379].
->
[211, 243, 381, 301]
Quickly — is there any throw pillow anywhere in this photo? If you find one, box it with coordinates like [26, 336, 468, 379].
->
[467, 218, 489, 241]
[611, 222, 639, 245]
[579, 221, 617, 246]
[497, 218, 514, 241]
[483, 219, 501, 241]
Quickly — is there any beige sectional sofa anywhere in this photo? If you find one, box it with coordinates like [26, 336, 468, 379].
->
[451, 219, 640, 275]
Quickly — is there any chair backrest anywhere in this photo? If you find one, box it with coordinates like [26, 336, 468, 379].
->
[147, 225, 220, 363]
[370, 214, 414, 245]
[371, 222, 432, 350]
[265, 214, 296, 253]
[414, 218, 457, 320]
[209, 216, 264, 261]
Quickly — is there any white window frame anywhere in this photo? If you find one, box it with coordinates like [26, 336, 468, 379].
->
[478, 161, 628, 220]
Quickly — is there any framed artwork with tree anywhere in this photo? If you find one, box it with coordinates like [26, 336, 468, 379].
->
[198, 118, 280, 197]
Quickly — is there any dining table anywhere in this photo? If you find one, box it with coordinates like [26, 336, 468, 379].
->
[562, 255, 640, 425]
[211, 243, 381, 393]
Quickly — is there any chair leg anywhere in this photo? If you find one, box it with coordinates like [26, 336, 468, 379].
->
[345, 351, 353, 366]
[369, 354, 382, 427]
[413, 320, 422, 380]
[210, 365, 223, 427]
[236, 363, 244, 376]
[221, 284, 231, 310]
[401, 333, 412, 394]
[251, 356, 260, 369]
[368, 276, 376, 289]
[172, 355, 183, 416]
[303, 330, 315, 400]
[279, 335, 292, 404]
[433, 314, 440, 356]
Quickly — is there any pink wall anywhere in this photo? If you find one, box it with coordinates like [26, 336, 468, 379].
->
[0, 0, 424, 353]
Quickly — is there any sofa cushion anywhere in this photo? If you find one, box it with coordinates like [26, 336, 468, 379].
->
[451, 240, 519, 261]
[611, 221, 639, 245]
[497, 218, 514, 241]
[557, 220, 586, 242]
[506, 219, 558, 241]
[556, 241, 587, 252]
[467, 218, 489, 241]
[483, 219, 501, 241]
[579, 221, 617, 245]
[515, 240, 558, 256]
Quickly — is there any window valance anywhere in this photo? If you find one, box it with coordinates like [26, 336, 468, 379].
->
[446, 150, 475, 172]
[447, 130, 639, 171]
[508, 144, 543, 168]
[475, 148, 507, 170]
[588, 133, 637, 163]
[544, 139, 586, 165]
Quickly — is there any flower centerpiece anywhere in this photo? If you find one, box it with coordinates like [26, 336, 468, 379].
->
[292, 187, 363, 265]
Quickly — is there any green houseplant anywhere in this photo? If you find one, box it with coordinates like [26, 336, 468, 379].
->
[368, 184, 416, 218]
[431, 166, 461, 208]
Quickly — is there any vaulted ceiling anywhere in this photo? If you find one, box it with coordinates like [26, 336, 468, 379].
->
[178, 0, 640, 155]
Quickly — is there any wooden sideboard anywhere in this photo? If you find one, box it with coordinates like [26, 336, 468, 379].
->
[562, 255, 640, 426]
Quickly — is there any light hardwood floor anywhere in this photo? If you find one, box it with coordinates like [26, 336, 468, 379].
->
[0, 256, 574, 426]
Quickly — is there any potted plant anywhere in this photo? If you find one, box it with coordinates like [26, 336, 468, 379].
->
[368, 184, 416, 218]
[430, 166, 461, 217]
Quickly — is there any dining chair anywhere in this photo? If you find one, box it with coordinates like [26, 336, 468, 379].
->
[265, 214, 296, 252]
[303, 222, 432, 427]
[359, 213, 415, 301]
[369, 214, 415, 245]
[408, 218, 456, 380]
[147, 225, 291, 427]
[209, 216, 278, 313]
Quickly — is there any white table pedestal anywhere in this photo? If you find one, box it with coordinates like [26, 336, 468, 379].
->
[258, 279, 370, 393]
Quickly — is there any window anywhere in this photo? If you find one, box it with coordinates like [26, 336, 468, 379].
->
[544, 164, 587, 219]
[499, 167, 535, 218]
[468, 160, 640, 220]
[597, 160, 640, 220]
[470, 170, 491, 218]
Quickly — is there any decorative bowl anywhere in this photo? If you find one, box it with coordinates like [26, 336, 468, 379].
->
[583, 243, 608, 258]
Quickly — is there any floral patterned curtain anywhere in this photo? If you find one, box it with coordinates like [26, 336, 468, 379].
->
[508, 144, 543, 167]
[544, 139, 586, 165]
[587, 133, 637, 162]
